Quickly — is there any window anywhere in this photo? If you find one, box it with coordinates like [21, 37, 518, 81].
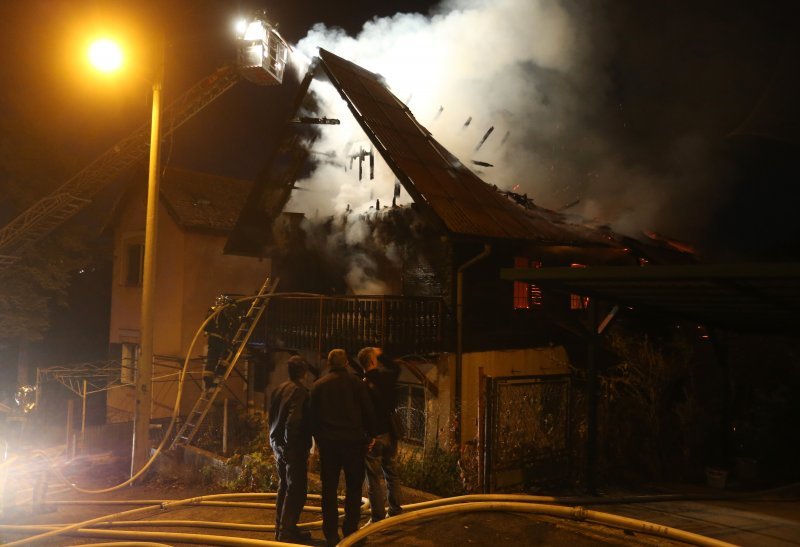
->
[570, 294, 590, 310]
[569, 264, 589, 310]
[394, 383, 426, 444]
[121, 343, 139, 384]
[125, 242, 144, 286]
[513, 257, 543, 309]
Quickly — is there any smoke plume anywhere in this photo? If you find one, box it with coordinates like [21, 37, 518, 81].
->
[279, 0, 795, 270]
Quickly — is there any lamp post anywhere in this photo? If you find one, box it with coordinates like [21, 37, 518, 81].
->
[131, 36, 164, 477]
[88, 36, 162, 476]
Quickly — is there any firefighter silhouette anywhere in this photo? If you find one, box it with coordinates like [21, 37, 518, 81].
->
[204, 295, 239, 389]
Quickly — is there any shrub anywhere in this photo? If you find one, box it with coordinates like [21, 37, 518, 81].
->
[396, 445, 466, 497]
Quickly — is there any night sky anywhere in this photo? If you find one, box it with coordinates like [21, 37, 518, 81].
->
[0, 0, 800, 259]
[1, 0, 799, 256]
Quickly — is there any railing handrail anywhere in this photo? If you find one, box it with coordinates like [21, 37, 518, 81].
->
[262, 293, 450, 355]
[266, 294, 446, 303]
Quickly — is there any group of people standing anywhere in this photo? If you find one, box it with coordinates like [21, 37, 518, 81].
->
[267, 347, 403, 545]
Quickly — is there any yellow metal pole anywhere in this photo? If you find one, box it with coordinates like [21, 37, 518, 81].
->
[66, 399, 74, 456]
[222, 398, 229, 455]
[132, 35, 164, 477]
[81, 379, 88, 450]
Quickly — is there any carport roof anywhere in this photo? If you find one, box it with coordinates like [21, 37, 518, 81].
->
[500, 262, 800, 333]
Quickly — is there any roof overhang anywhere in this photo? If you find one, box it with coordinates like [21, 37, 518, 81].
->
[500, 262, 800, 334]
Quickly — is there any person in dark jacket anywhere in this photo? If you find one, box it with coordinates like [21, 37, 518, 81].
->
[310, 349, 376, 546]
[358, 346, 403, 522]
[268, 355, 312, 543]
[203, 295, 238, 389]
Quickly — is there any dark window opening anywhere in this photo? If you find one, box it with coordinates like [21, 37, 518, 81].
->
[125, 242, 144, 286]
[570, 294, 590, 310]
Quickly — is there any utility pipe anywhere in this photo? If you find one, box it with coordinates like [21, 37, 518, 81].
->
[455, 243, 491, 445]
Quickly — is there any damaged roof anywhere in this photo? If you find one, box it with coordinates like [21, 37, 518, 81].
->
[159, 167, 252, 233]
[225, 50, 665, 255]
[315, 49, 614, 246]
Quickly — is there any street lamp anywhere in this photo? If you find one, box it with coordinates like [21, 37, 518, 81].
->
[88, 36, 163, 477]
[87, 39, 124, 73]
[85, 14, 288, 478]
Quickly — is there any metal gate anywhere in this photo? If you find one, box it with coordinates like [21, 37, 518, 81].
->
[483, 375, 571, 491]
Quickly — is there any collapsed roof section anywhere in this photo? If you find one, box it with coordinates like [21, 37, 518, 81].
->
[225, 49, 661, 257]
[314, 49, 614, 245]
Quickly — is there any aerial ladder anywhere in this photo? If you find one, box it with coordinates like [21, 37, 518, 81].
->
[0, 15, 289, 269]
[170, 276, 279, 449]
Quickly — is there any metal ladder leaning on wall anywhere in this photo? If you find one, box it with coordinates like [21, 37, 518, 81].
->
[170, 276, 279, 450]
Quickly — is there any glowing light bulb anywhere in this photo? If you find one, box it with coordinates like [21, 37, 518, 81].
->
[88, 39, 123, 72]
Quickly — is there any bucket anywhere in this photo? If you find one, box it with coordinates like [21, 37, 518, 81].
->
[705, 467, 728, 489]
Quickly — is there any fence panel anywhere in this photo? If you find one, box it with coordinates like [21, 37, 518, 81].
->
[486, 375, 571, 491]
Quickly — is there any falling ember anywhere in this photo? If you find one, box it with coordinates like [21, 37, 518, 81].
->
[643, 231, 698, 255]
[291, 116, 341, 125]
[512, 184, 520, 191]
[475, 126, 495, 151]
[558, 199, 580, 211]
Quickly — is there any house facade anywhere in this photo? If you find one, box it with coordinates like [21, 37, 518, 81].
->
[106, 167, 270, 423]
[221, 50, 693, 490]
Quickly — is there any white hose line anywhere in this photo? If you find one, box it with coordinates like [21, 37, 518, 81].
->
[48, 499, 325, 512]
[0, 524, 300, 546]
[338, 501, 739, 547]
[401, 493, 564, 511]
[74, 543, 173, 547]
[0, 518, 319, 533]
[2, 492, 271, 547]
[4, 491, 364, 546]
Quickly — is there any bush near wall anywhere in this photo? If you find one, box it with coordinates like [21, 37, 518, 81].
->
[396, 444, 466, 497]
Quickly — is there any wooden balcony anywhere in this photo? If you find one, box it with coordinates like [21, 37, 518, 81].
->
[261, 295, 449, 357]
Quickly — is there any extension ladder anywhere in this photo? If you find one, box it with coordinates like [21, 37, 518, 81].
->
[170, 276, 279, 449]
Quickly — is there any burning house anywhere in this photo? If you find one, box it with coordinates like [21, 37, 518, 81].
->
[226, 50, 692, 490]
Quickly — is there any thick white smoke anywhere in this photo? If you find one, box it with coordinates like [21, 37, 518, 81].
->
[285, 0, 633, 223]
[280, 0, 698, 291]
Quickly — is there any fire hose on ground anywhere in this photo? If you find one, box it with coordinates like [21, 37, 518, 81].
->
[0, 491, 747, 547]
[0, 293, 773, 546]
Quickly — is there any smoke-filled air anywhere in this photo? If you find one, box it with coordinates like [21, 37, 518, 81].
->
[283, 0, 675, 239]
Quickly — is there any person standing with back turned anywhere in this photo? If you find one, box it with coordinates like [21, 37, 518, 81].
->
[358, 346, 403, 522]
[268, 355, 312, 543]
[310, 349, 376, 546]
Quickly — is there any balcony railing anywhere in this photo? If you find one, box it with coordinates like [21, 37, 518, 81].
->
[262, 295, 449, 357]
